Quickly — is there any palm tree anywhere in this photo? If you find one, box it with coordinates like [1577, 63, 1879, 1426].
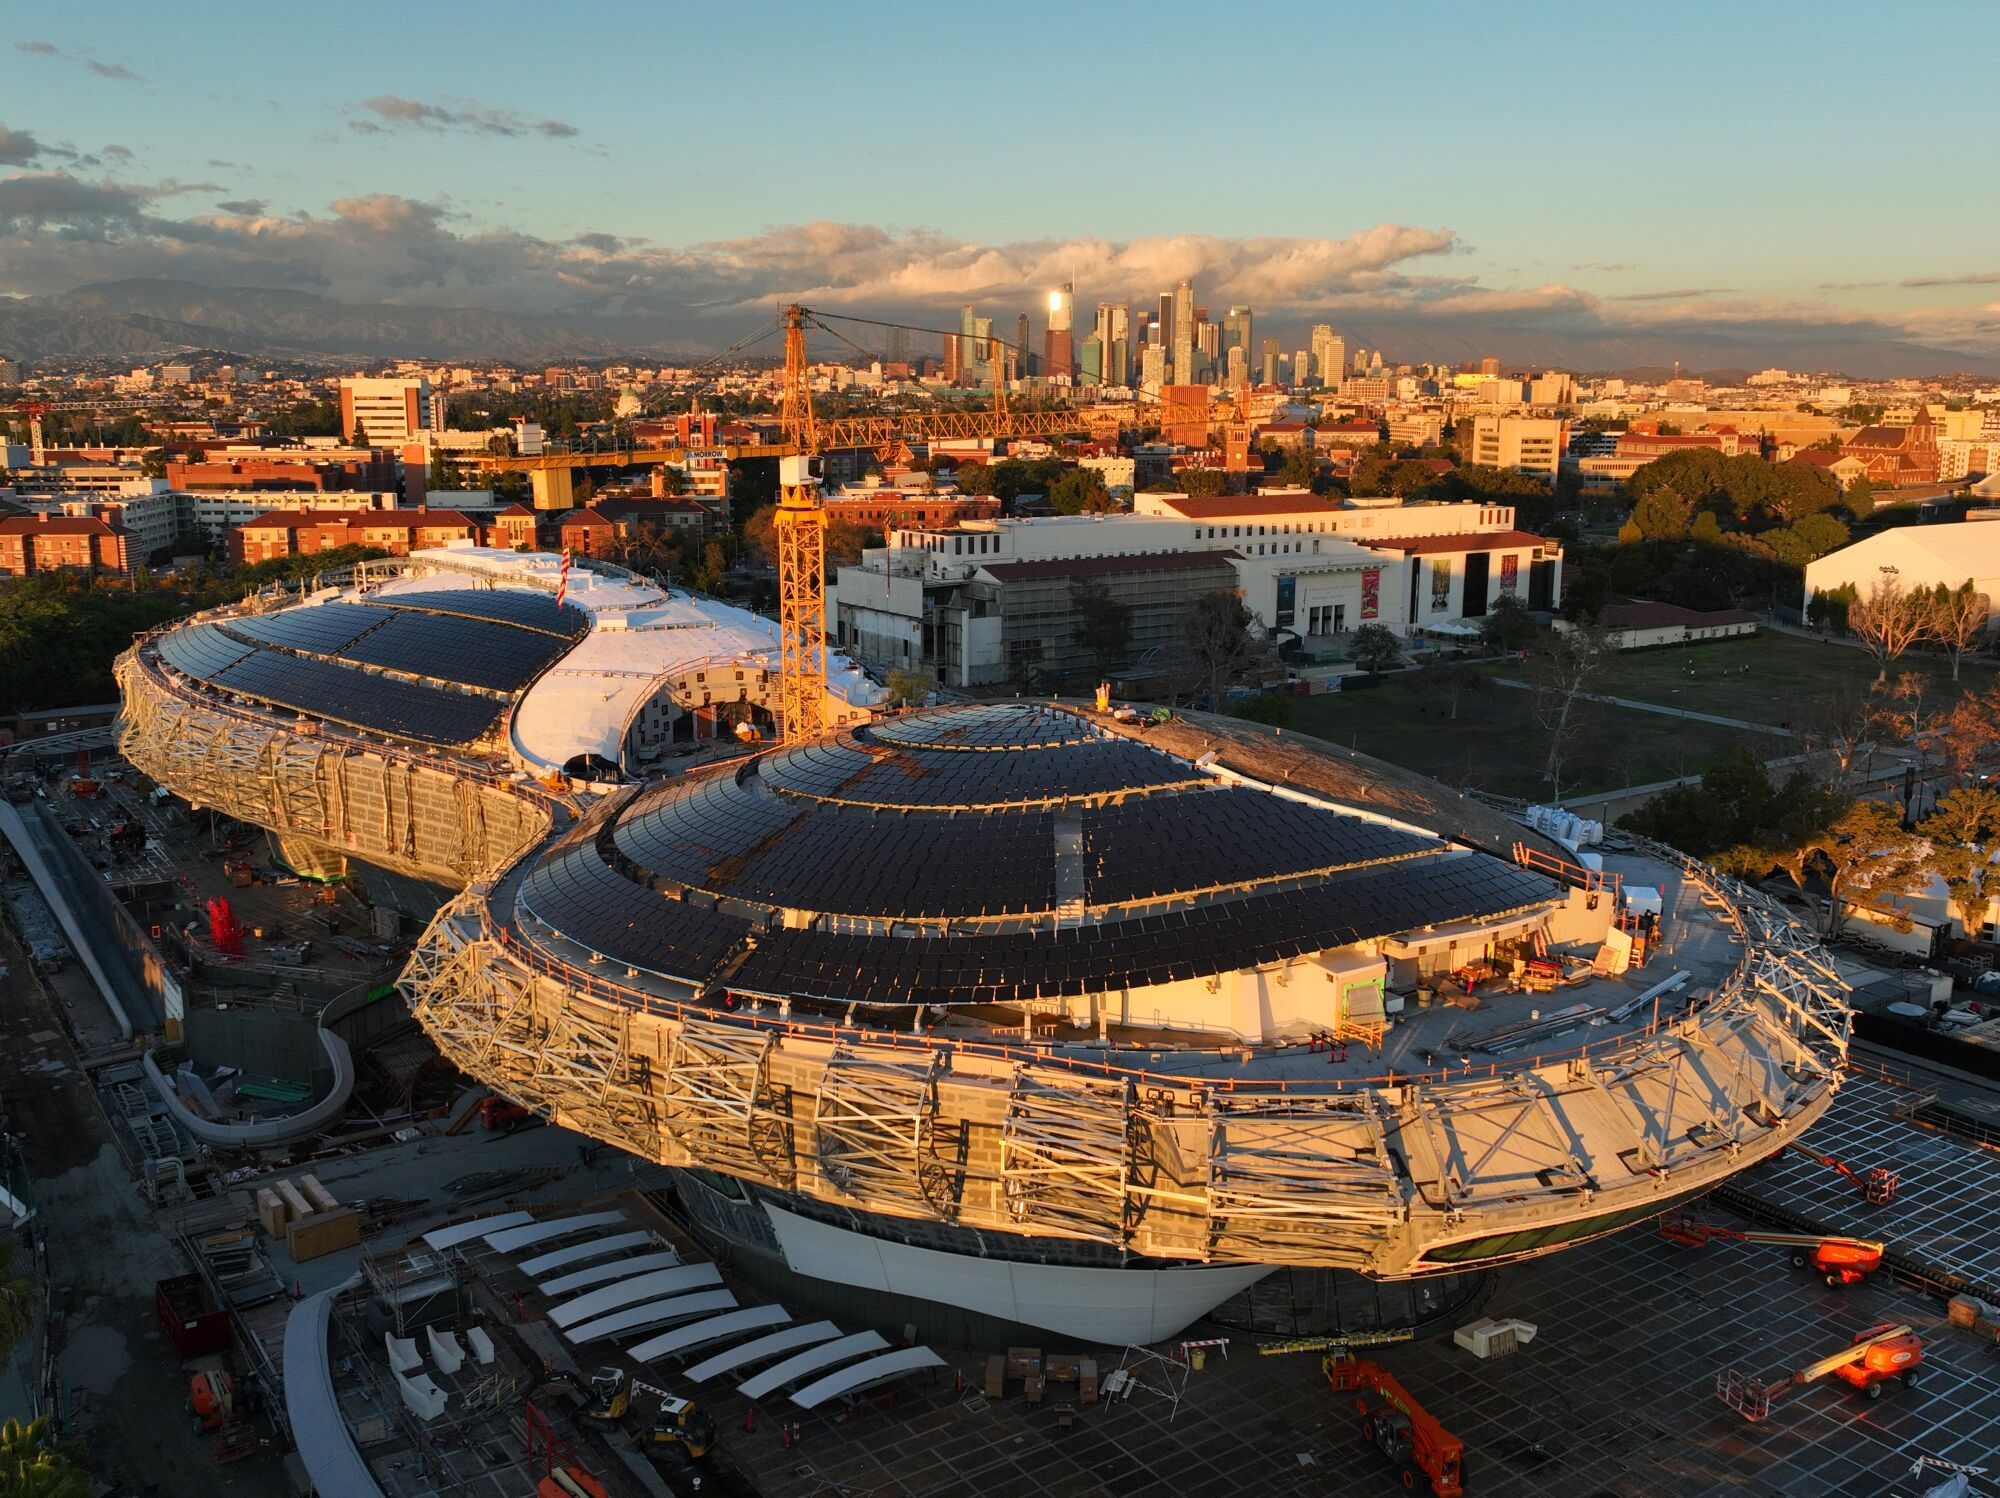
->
[0, 1417, 91, 1498]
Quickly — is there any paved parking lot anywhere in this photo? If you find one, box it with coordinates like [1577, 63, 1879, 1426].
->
[717, 1207, 1997, 1498]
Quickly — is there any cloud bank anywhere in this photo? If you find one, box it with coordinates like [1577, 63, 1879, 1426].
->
[353, 96, 580, 140]
[0, 164, 1995, 366]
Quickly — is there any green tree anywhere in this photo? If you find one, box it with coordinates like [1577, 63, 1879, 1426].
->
[1174, 467, 1228, 497]
[350, 421, 369, 448]
[883, 667, 933, 707]
[1274, 447, 1318, 491]
[1049, 467, 1112, 515]
[1072, 580, 1132, 672]
[1480, 593, 1536, 651]
[1775, 799, 1928, 938]
[426, 446, 464, 492]
[655, 465, 689, 496]
[138, 448, 169, 479]
[952, 461, 996, 496]
[1843, 473, 1876, 520]
[1348, 622, 1401, 674]
[1621, 748, 1843, 861]
[0, 1241, 32, 1366]
[1529, 622, 1612, 799]
[1181, 589, 1256, 707]
[1919, 786, 2000, 932]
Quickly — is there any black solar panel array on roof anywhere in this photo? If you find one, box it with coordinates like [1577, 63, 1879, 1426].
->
[372, 588, 588, 639]
[867, 704, 1094, 751]
[612, 770, 806, 887]
[722, 855, 1557, 1006]
[518, 843, 750, 984]
[225, 602, 393, 656]
[1084, 789, 1441, 903]
[155, 622, 257, 681]
[339, 609, 571, 693]
[717, 809, 1057, 918]
[767, 738, 1193, 809]
[762, 741, 879, 799]
[209, 647, 506, 746]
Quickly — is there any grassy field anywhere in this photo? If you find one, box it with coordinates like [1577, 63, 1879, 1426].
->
[1283, 677, 1772, 801]
[1480, 631, 1988, 728]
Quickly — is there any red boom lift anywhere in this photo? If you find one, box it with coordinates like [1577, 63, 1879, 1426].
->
[1784, 1142, 1900, 1206]
[1323, 1353, 1466, 1496]
[1658, 1214, 1885, 1286]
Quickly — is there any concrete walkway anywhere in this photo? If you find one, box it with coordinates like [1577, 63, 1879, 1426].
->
[1486, 675, 1797, 736]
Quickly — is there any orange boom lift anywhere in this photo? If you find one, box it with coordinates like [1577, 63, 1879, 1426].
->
[1658, 1213, 1885, 1286]
[1323, 1353, 1466, 1496]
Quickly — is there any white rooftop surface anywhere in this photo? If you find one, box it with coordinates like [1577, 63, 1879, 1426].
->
[562, 1289, 738, 1345]
[358, 545, 884, 771]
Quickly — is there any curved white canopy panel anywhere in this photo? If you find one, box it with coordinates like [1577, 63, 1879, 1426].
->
[423, 1212, 532, 1250]
[790, 1346, 946, 1410]
[562, 1290, 737, 1345]
[737, 1331, 889, 1401]
[517, 1231, 657, 1278]
[548, 1263, 722, 1329]
[484, 1211, 626, 1253]
[629, 1304, 791, 1364]
[685, 1322, 840, 1385]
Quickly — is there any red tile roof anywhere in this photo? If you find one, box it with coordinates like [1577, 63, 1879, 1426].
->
[982, 550, 1242, 582]
[1152, 492, 1340, 519]
[1360, 529, 1549, 556]
[0, 515, 116, 536]
[1600, 601, 1758, 631]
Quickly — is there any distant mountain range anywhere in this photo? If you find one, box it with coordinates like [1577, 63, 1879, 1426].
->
[3, 277, 1997, 379]
[0, 280, 636, 364]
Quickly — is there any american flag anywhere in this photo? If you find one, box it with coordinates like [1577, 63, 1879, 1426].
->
[556, 545, 571, 607]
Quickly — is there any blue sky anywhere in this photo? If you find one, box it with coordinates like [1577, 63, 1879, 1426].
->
[4, 1, 1999, 366]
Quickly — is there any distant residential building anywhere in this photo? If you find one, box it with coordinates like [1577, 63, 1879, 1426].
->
[0, 513, 130, 579]
[339, 376, 433, 445]
[1044, 284, 1074, 381]
[229, 506, 480, 564]
[1171, 280, 1196, 387]
[1593, 602, 1759, 650]
[1388, 413, 1445, 447]
[1844, 408, 1940, 488]
[168, 451, 398, 493]
[1470, 413, 1567, 477]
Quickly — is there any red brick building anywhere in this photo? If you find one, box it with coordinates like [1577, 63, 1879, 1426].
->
[167, 452, 398, 493]
[229, 507, 481, 565]
[1844, 408, 1939, 487]
[823, 492, 1000, 530]
[0, 514, 131, 579]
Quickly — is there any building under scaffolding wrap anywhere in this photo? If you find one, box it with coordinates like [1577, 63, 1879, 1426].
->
[119, 548, 1855, 1344]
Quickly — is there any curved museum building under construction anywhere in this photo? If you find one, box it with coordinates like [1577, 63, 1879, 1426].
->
[116, 544, 1854, 1343]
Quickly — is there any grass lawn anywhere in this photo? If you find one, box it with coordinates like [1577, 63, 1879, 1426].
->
[1284, 677, 1773, 802]
[1481, 630, 1989, 728]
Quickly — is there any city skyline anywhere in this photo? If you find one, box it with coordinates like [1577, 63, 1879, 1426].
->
[3, 2, 2000, 370]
